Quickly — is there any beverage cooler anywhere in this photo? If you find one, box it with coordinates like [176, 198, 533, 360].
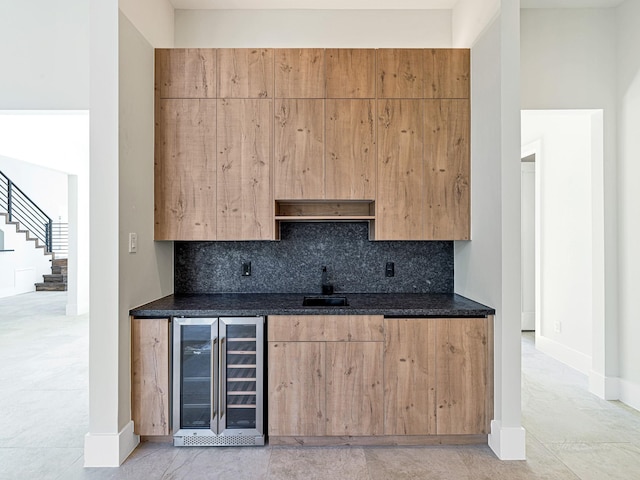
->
[172, 317, 265, 446]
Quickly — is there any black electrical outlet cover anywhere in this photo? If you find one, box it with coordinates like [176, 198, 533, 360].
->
[385, 262, 395, 277]
[242, 262, 251, 276]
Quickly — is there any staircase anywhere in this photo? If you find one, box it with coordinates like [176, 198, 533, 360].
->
[36, 258, 68, 292]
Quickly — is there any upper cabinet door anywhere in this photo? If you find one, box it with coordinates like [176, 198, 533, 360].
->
[156, 49, 217, 99]
[274, 99, 325, 199]
[155, 99, 217, 240]
[217, 99, 274, 240]
[424, 49, 470, 99]
[218, 48, 274, 98]
[377, 49, 424, 98]
[275, 49, 325, 98]
[325, 99, 376, 200]
[424, 99, 470, 240]
[376, 99, 424, 240]
[326, 49, 376, 98]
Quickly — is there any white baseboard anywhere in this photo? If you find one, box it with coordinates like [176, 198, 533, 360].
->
[535, 334, 591, 375]
[84, 420, 140, 467]
[619, 378, 640, 412]
[488, 420, 526, 460]
[588, 370, 619, 400]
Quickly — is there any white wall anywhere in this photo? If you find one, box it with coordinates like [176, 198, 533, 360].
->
[521, 110, 596, 373]
[616, 0, 640, 409]
[119, 0, 175, 48]
[0, 0, 89, 110]
[175, 9, 452, 47]
[452, 0, 500, 47]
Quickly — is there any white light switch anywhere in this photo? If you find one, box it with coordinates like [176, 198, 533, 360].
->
[128, 233, 138, 253]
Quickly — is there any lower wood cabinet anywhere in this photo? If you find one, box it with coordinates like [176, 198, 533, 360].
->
[131, 318, 171, 436]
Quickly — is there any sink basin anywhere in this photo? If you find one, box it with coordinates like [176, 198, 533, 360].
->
[302, 296, 349, 307]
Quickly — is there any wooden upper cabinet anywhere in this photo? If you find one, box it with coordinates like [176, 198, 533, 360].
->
[424, 49, 470, 99]
[325, 99, 376, 200]
[218, 48, 274, 98]
[156, 49, 216, 99]
[274, 99, 324, 199]
[436, 318, 491, 435]
[325, 49, 376, 98]
[275, 49, 325, 98]
[155, 99, 216, 240]
[376, 99, 424, 240]
[424, 99, 470, 240]
[217, 99, 273, 240]
[377, 49, 424, 98]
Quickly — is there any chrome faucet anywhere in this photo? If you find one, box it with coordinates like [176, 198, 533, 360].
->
[321, 266, 334, 295]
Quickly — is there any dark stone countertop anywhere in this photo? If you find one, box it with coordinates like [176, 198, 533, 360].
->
[130, 293, 495, 318]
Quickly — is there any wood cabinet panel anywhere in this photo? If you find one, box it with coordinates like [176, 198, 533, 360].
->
[131, 318, 170, 436]
[268, 315, 384, 342]
[384, 318, 437, 435]
[376, 99, 424, 240]
[268, 341, 326, 436]
[156, 49, 216, 99]
[325, 99, 376, 200]
[424, 49, 470, 99]
[155, 99, 216, 240]
[218, 48, 274, 98]
[275, 49, 324, 98]
[377, 49, 424, 98]
[436, 318, 490, 434]
[424, 99, 470, 240]
[217, 99, 273, 240]
[326, 49, 376, 98]
[274, 99, 324, 199]
[326, 342, 384, 436]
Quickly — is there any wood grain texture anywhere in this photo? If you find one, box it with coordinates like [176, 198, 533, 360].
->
[131, 318, 170, 436]
[218, 48, 274, 98]
[156, 49, 216, 99]
[268, 341, 326, 436]
[268, 315, 384, 342]
[435, 318, 490, 435]
[269, 434, 487, 447]
[424, 49, 470, 99]
[275, 48, 324, 98]
[424, 99, 470, 240]
[376, 99, 424, 240]
[326, 342, 384, 436]
[274, 99, 324, 199]
[217, 99, 273, 240]
[325, 99, 376, 200]
[383, 318, 436, 435]
[155, 99, 216, 240]
[326, 49, 376, 98]
[377, 49, 424, 98]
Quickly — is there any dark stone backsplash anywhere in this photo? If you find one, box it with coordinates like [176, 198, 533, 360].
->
[175, 222, 453, 294]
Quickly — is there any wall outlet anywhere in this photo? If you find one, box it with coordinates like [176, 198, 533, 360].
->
[242, 262, 251, 276]
[128, 233, 138, 254]
[554, 321, 562, 333]
[385, 262, 395, 277]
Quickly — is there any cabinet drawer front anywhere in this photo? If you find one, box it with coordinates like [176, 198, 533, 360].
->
[268, 315, 384, 342]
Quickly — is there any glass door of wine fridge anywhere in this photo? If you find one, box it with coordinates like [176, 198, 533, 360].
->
[173, 317, 264, 446]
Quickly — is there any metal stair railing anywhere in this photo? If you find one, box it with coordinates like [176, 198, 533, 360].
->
[0, 169, 53, 252]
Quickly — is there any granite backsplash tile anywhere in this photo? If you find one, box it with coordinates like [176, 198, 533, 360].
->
[175, 222, 453, 294]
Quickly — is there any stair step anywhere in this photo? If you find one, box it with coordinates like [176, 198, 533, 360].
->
[35, 282, 67, 292]
[43, 274, 67, 283]
[52, 258, 68, 267]
[52, 266, 68, 275]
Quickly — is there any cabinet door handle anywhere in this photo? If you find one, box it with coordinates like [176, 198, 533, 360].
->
[212, 336, 219, 433]
[220, 336, 226, 420]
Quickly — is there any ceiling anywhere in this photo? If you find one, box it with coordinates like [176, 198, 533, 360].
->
[169, 0, 625, 8]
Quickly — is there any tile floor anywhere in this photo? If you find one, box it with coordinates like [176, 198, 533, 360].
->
[1, 292, 640, 479]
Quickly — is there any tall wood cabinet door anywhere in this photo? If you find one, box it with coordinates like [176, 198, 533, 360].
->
[268, 342, 326, 436]
[376, 99, 424, 240]
[424, 49, 470, 99]
[275, 49, 324, 98]
[326, 342, 384, 436]
[436, 318, 491, 435]
[156, 49, 216, 99]
[383, 319, 436, 435]
[217, 99, 273, 240]
[377, 49, 424, 98]
[155, 99, 216, 240]
[424, 99, 470, 240]
[218, 48, 274, 98]
[325, 99, 376, 200]
[274, 99, 324, 199]
[326, 49, 376, 98]
[131, 318, 170, 436]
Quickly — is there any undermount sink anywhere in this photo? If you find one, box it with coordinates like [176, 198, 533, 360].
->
[302, 296, 349, 307]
